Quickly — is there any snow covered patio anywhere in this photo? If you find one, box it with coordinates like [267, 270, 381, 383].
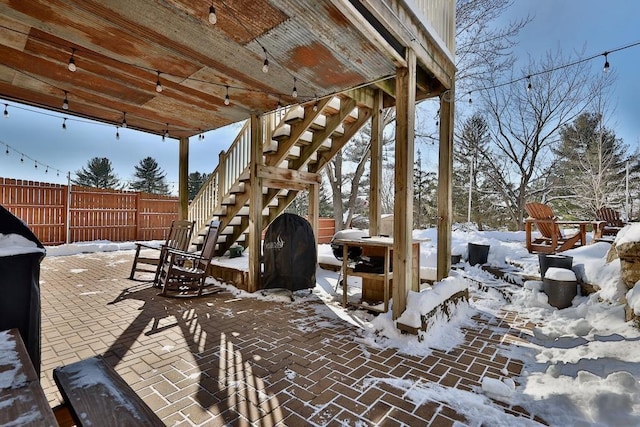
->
[38, 248, 541, 426]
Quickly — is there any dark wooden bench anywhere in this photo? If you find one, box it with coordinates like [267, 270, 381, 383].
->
[53, 356, 164, 427]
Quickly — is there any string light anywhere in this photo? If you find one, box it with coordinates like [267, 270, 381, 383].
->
[115, 127, 120, 140]
[526, 75, 532, 92]
[62, 117, 67, 130]
[224, 85, 230, 105]
[162, 123, 169, 141]
[155, 71, 163, 93]
[467, 92, 472, 104]
[262, 47, 269, 73]
[208, 3, 217, 25]
[603, 52, 610, 72]
[121, 111, 127, 128]
[67, 48, 76, 72]
[312, 96, 318, 112]
[3, 104, 7, 117]
[292, 77, 298, 98]
[1, 142, 65, 178]
[62, 91, 69, 110]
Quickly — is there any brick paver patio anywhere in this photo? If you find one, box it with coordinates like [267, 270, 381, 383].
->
[38, 250, 545, 426]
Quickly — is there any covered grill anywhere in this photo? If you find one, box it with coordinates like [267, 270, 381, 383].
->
[330, 229, 369, 261]
[262, 214, 316, 292]
[0, 205, 46, 375]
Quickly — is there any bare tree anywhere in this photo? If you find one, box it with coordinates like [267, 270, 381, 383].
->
[481, 49, 608, 229]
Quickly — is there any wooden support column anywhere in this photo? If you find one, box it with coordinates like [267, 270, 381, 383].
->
[369, 89, 384, 236]
[178, 137, 189, 221]
[437, 89, 454, 280]
[392, 49, 416, 320]
[248, 114, 263, 292]
[309, 182, 319, 252]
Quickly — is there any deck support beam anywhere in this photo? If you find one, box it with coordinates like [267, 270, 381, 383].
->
[248, 114, 263, 292]
[392, 49, 417, 320]
[178, 137, 189, 221]
[369, 89, 384, 237]
[437, 89, 454, 280]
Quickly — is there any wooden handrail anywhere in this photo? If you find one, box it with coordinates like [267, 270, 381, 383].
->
[188, 106, 290, 233]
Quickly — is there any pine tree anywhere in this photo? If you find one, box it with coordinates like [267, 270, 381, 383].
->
[130, 157, 169, 195]
[73, 157, 120, 189]
[550, 112, 629, 217]
[188, 171, 211, 200]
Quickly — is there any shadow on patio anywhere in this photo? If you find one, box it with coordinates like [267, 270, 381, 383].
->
[39, 249, 544, 426]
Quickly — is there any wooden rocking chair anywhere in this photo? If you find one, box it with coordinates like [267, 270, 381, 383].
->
[158, 221, 221, 297]
[524, 202, 604, 254]
[595, 206, 626, 237]
[129, 220, 195, 281]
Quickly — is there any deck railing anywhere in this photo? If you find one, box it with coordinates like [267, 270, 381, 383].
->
[188, 107, 289, 233]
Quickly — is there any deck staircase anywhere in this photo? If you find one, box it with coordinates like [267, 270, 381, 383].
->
[188, 93, 372, 256]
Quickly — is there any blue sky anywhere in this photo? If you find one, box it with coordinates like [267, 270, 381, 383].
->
[1, 0, 638, 190]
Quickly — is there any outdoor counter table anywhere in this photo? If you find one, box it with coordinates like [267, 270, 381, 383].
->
[333, 236, 420, 313]
[0, 328, 58, 426]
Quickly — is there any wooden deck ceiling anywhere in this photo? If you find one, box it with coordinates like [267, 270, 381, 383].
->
[0, 0, 453, 139]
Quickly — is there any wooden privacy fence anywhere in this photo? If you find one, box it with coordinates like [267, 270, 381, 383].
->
[1, 178, 338, 246]
[1, 178, 179, 245]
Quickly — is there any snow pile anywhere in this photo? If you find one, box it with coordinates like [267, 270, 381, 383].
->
[395, 273, 469, 328]
[0, 233, 45, 257]
[545, 267, 576, 282]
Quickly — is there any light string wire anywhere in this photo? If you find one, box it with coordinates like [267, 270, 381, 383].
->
[1, 139, 67, 178]
[0, 16, 319, 133]
[465, 40, 640, 97]
[0, 18, 638, 132]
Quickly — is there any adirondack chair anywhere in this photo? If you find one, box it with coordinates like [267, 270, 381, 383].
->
[158, 221, 221, 297]
[129, 220, 195, 281]
[524, 202, 604, 254]
[595, 206, 626, 237]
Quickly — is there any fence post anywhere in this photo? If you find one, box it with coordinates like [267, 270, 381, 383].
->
[135, 192, 142, 240]
[217, 150, 226, 207]
[66, 173, 71, 244]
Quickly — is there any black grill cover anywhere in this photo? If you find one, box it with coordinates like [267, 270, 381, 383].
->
[0, 205, 45, 376]
[262, 213, 316, 291]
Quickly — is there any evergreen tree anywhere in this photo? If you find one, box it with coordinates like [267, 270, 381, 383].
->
[413, 150, 437, 229]
[73, 157, 120, 189]
[550, 112, 629, 217]
[188, 171, 211, 200]
[453, 113, 494, 228]
[130, 157, 169, 195]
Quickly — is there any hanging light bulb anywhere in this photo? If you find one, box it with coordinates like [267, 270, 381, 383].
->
[526, 75, 532, 92]
[122, 112, 127, 128]
[62, 118, 67, 130]
[224, 85, 230, 105]
[45, 167, 49, 174]
[292, 77, 298, 98]
[155, 71, 163, 92]
[68, 48, 77, 72]
[603, 52, 610, 72]
[62, 91, 69, 110]
[4, 145, 8, 155]
[3, 104, 7, 118]
[208, 3, 217, 24]
[468, 92, 472, 104]
[34, 161, 38, 169]
[20, 155, 24, 163]
[262, 47, 269, 73]
[115, 127, 120, 140]
[163, 124, 169, 140]
[312, 95, 318, 112]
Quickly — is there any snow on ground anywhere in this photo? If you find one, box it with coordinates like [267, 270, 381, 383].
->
[4, 224, 640, 426]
